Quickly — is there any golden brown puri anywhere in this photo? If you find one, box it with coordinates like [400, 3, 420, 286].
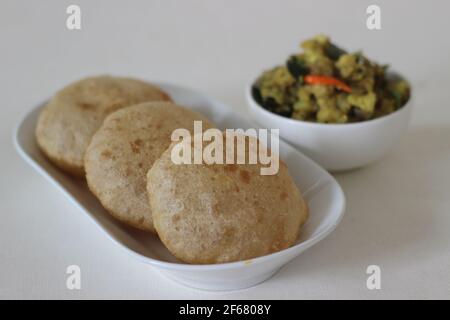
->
[147, 134, 308, 264]
[84, 102, 215, 232]
[35, 76, 171, 176]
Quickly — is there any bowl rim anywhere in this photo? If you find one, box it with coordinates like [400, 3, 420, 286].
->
[246, 80, 413, 129]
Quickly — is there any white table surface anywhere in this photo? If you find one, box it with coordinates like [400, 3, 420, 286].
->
[1, 0, 449, 299]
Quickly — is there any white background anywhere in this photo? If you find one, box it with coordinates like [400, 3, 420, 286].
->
[1, 0, 449, 299]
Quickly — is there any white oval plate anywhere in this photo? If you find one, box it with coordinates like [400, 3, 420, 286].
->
[13, 82, 345, 291]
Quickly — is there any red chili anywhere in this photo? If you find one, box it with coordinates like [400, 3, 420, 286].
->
[304, 75, 352, 93]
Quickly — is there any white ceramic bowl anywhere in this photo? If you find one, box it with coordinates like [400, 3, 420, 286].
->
[246, 83, 413, 171]
[14, 82, 345, 291]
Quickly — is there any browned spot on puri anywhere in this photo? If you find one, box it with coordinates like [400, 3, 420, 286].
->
[125, 167, 133, 177]
[104, 102, 122, 113]
[138, 162, 144, 168]
[162, 92, 171, 101]
[280, 191, 289, 201]
[224, 164, 238, 173]
[222, 226, 235, 241]
[212, 202, 221, 215]
[137, 217, 145, 225]
[78, 102, 94, 109]
[130, 139, 143, 153]
[155, 123, 162, 129]
[256, 212, 264, 223]
[239, 170, 251, 184]
[172, 214, 181, 223]
[100, 150, 112, 159]
[235, 185, 240, 192]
